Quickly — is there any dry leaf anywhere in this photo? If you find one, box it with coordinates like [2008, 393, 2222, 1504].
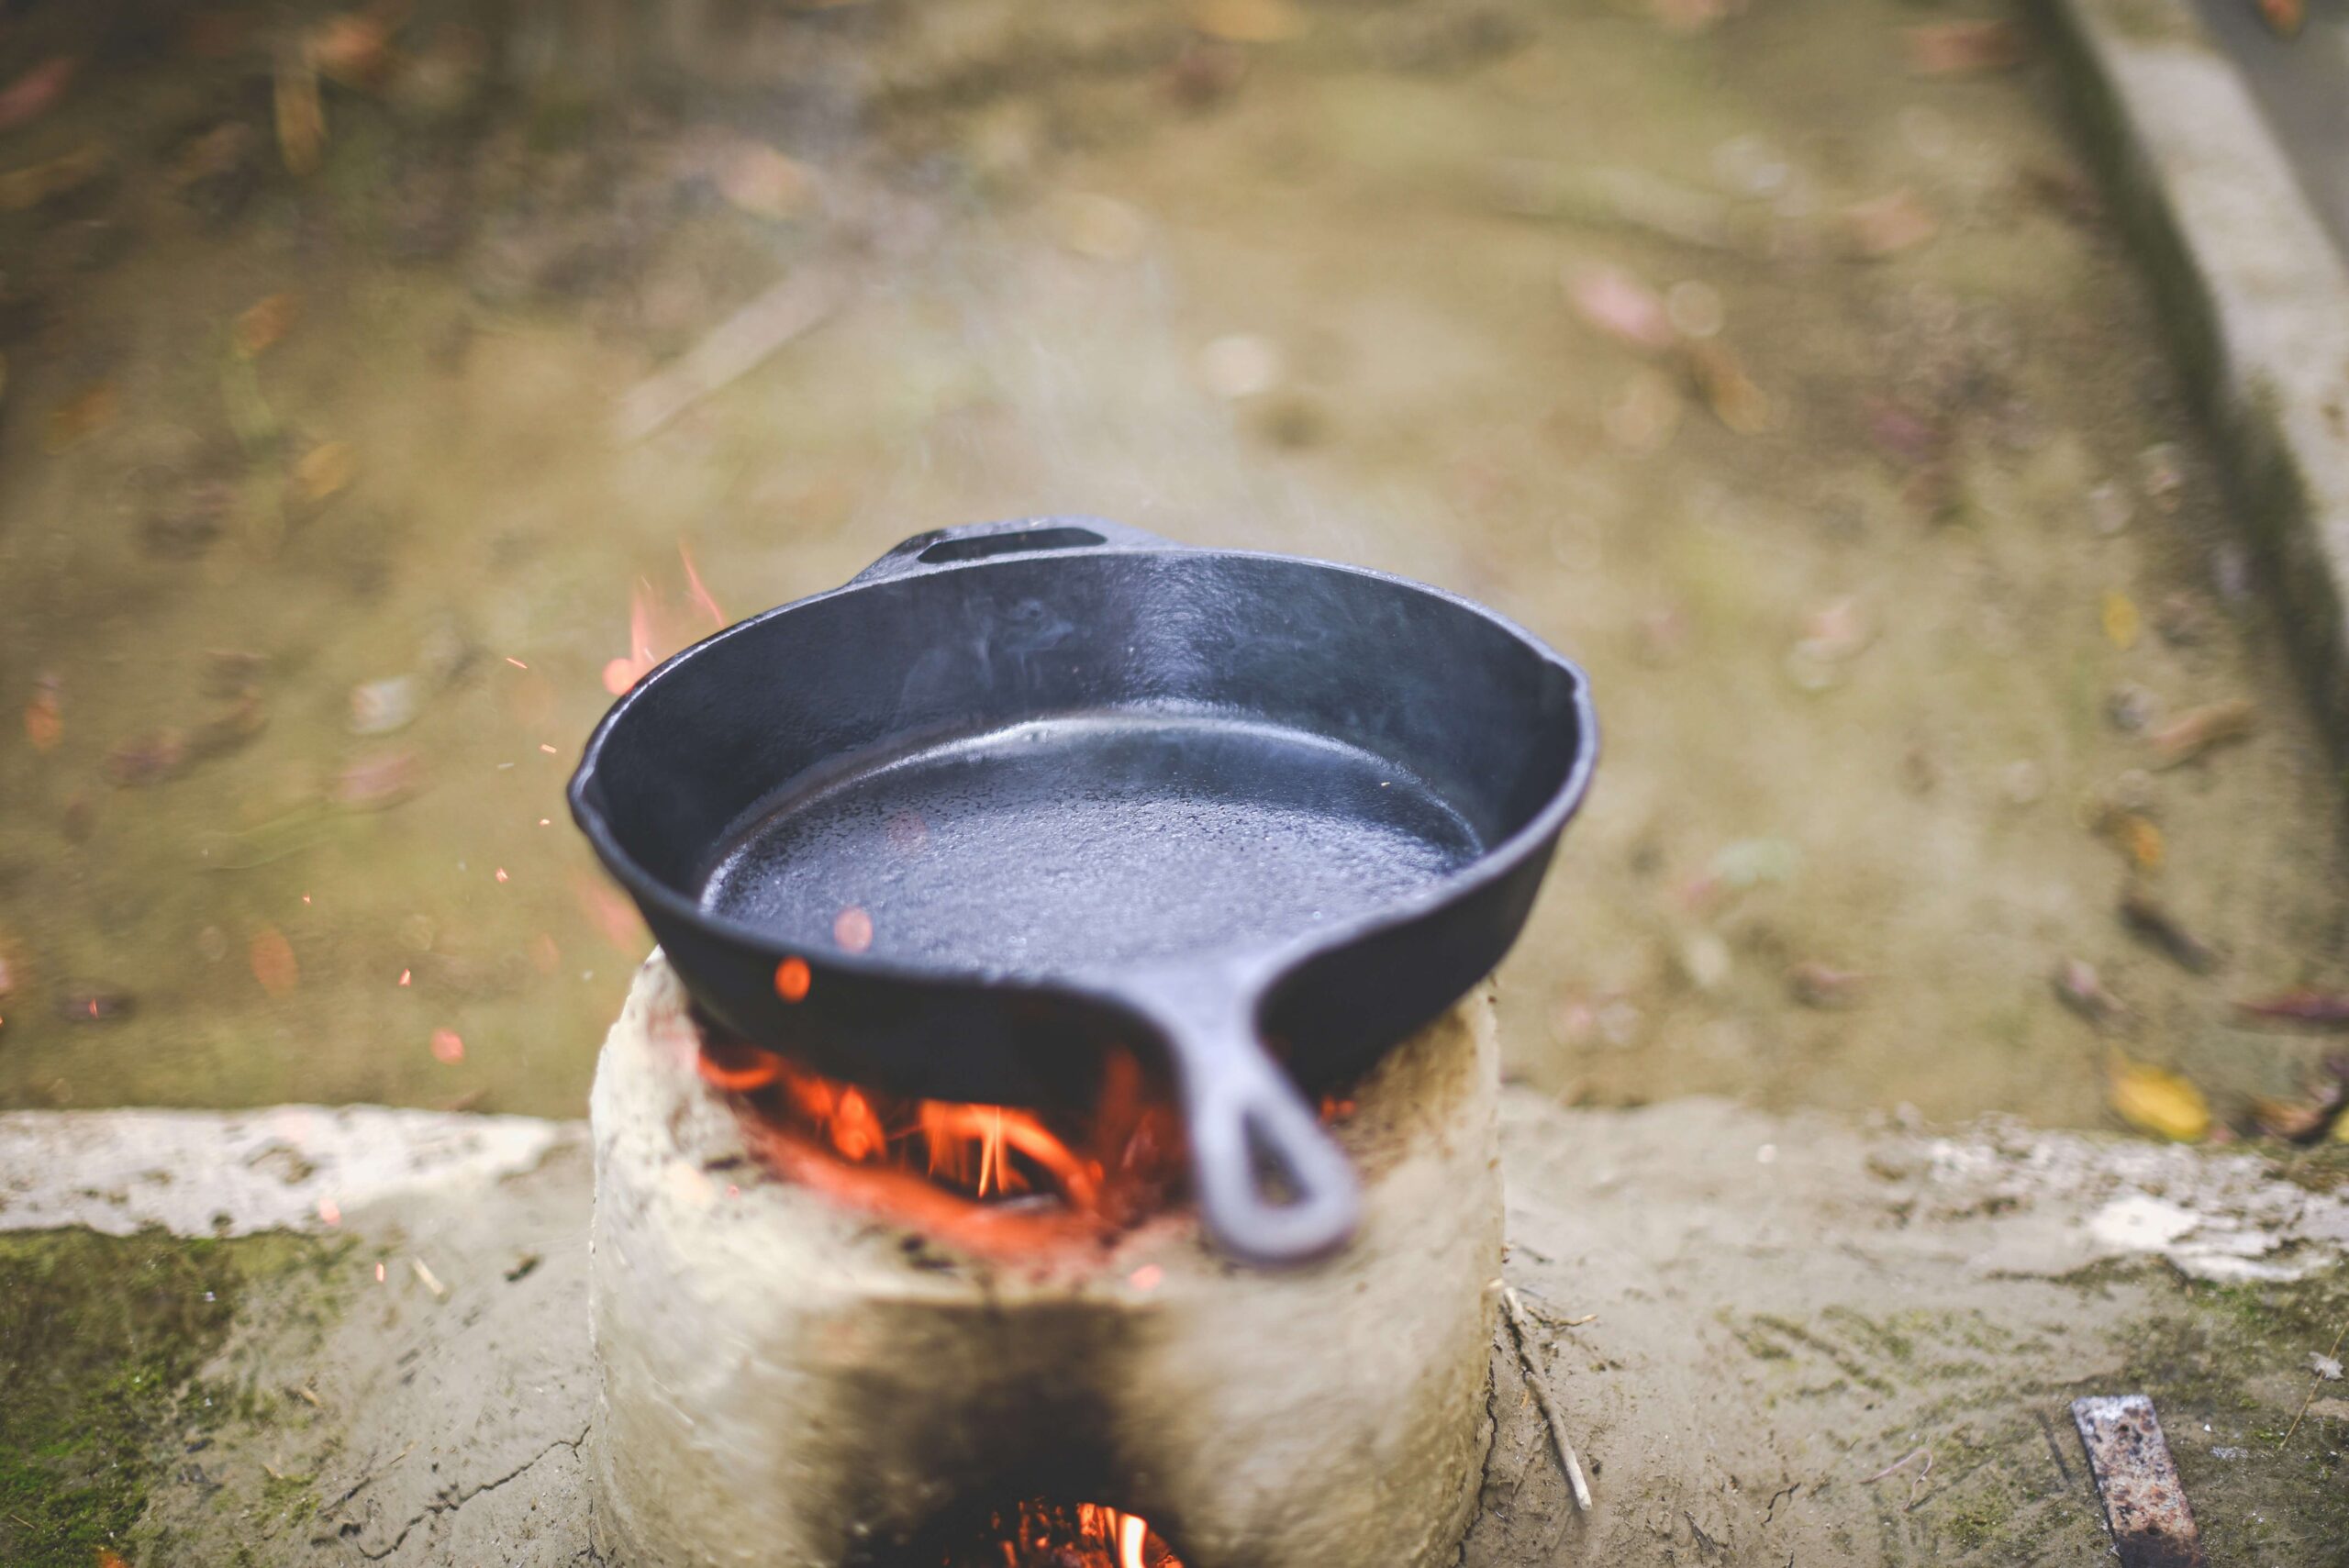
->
[1842, 189, 1938, 259]
[106, 729, 190, 786]
[1796, 597, 1872, 662]
[1602, 366, 1683, 453]
[2257, 0, 2304, 36]
[249, 924, 299, 997]
[2237, 990, 2349, 1027]
[1904, 20, 2022, 76]
[170, 121, 257, 188]
[713, 142, 814, 221]
[2106, 810, 2165, 871]
[188, 687, 267, 761]
[1055, 192, 1147, 261]
[44, 383, 117, 453]
[1687, 340, 1769, 434]
[234, 293, 300, 359]
[306, 12, 394, 88]
[295, 440, 356, 500]
[2247, 1053, 2348, 1142]
[2120, 889, 2218, 973]
[1652, 0, 1736, 35]
[0, 56, 78, 131]
[1563, 263, 1675, 353]
[274, 48, 324, 176]
[1189, 0, 1305, 43]
[1788, 961, 1867, 1008]
[2105, 1050, 2210, 1141]
[0, 143, 106, 213]
[2148, 699, 2254, 768]
[2100, 589, 2140, 650]
[23, 676, 61, 751]
[2054, 957, 2131, 1031]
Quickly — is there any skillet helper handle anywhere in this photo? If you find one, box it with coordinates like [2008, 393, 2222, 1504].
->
[1132, 979, 1361, 1265]
[851, 515, 1183, 585]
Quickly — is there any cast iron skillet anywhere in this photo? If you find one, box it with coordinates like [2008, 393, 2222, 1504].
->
[570, 517, 1596, 1265]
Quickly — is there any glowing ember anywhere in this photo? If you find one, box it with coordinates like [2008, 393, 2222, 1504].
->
[932, 1500, 1180, 1567]
[602, 543, 728, 695]
[698, 1034, 1186, 1235]
[773, 955, 812, 1002]
[430, 1028, 464, 1064]
[832, 906, 874, 951]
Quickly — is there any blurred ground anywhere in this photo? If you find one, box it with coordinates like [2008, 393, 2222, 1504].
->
[2, 0, 2346, 1151]
[14, 1089, 2343, 1566]
[2191, 0, 2349, 262]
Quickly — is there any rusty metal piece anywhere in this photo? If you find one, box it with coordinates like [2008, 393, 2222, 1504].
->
[2072, 1396, 2204, 1568]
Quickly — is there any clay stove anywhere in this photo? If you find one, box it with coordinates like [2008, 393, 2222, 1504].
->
[586, 952, 1503, 1567]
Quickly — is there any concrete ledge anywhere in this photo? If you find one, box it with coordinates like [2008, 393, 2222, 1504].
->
[15, 1095, 2341, 1563]
[2038, 0, 2349, 753]
[0, 1106, 574, 1237]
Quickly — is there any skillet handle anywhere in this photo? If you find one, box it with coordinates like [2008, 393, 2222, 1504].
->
[850, 515, 1183, 585]
[1130, 979, 1362, 1266]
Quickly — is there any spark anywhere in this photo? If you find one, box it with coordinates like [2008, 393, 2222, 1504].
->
[374, 1262, 385, 1283]
[540, 743, 557, 754]
[317, 1197, 340, 1226]
[1129, 1264, 1163, 1292]
[398, 969, 410, 986]
[495, 867, 509, 883]
[505, 656, 529, 670]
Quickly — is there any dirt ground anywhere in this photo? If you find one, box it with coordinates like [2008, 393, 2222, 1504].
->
[28, 1083, 2331, 1568]
[3, 0, 2345, 1141]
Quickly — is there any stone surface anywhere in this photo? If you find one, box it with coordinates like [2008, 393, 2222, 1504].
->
[0, 1104, 569, 1238]
[12, 1084, 2341, 1562]
[2044, 0, 2349, 757]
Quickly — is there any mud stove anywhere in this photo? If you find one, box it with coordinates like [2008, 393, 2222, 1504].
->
[584, 953, 1504, 1568]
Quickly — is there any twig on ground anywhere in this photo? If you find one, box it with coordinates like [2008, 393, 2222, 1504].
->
[1860, 1445, 1928, 1485]
[1502, 1285, 1593, 1512]
[611, 262, 849, 443]
[2281, 1319, 2349, 1450]
[1861, 1445, 1934, 1510]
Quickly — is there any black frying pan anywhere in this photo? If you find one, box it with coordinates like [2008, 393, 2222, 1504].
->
[570, 517, 1595, 1265]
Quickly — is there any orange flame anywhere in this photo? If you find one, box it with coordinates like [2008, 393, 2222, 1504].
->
[603, 543, 729, 695]
[701, 1040, 1138, 1220]
[943, 1500, 1176, 1567]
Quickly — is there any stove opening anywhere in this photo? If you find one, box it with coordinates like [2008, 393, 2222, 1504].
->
[918, 1497, 1184, 1568]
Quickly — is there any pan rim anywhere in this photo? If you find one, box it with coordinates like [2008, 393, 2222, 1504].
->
[567, 540, 1598, 1000]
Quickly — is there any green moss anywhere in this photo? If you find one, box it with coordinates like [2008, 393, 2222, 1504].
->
[2091, 1272, 2349, 1563]
[1941, 1488, 2014, 1551]
[0, 1229, 324, 1568]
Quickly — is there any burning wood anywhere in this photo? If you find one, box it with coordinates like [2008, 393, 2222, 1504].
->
[696, 1033, 1187, 1239]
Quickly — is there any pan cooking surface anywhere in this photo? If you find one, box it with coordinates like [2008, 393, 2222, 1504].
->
[702, 714, 1482, 972]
